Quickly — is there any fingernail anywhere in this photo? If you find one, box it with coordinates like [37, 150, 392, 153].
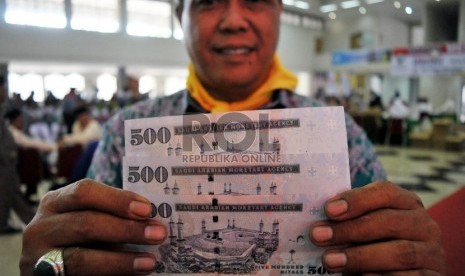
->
[324, 252, 347, 268]
[134, 257, 155, 273]
[312, 226, 333, 242]
[145, 225, 167, 242]
[326, 199, 348, 217]
[129, 201, 152, 217]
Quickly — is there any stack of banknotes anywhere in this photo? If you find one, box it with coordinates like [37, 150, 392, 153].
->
[123, 107, 350, 275]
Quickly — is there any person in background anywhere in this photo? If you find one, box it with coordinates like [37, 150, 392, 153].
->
[324, 95, 342, 107]
[388, 91, 410, 119]
[44, 90, 58, 107]
[42, 94, 62, 143]
[11, 92, 24, 110]
[20, 1, 445, 275]
[5, 108, 58, 202]
[115, 78, 145, 108]
[365, 90, 384, 144]
[115, 85, 131, 108]
[5, 108, 57, 154]
[418, 112, 434, 133]
[368, 90, 383, 112]
[25, 91, 36, 108]
[416, 96, 433, 120]
[62, 88, 81, 134]
[437, 97, 456, 115]
[0, 76, 36, 235]
[314, 87, 326, 102]
[59, 105, 102, 148]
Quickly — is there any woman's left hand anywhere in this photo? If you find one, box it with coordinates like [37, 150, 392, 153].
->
[310, 181, 446, 275]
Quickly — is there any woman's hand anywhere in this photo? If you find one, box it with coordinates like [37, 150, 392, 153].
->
[310, 181, 446, 275]
[20, 179, 167, 276]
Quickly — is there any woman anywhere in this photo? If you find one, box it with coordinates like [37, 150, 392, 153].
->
[21, 1, 445, 275]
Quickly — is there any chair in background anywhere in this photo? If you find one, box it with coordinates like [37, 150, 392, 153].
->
[409, 129, 432, 149]
[445, 123, 465, 151]
[56, 144, 83, 184]
[384, 118, 406, 146]
[431, 118, 453, 150]
[363, 115, 382, 144]
[17, 147, 43, 200]
[69, 141, 99, 183]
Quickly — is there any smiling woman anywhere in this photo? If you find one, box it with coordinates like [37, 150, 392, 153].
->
[16, 0, 448, 275]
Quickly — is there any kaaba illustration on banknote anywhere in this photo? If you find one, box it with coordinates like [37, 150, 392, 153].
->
[156, 217, 282, 273]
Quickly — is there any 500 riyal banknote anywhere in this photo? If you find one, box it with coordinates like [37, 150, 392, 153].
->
[123, 107, 349, 275]
[124, 107, 347, 157]
[139, 194, 339, 275]
[123, 153, 349, 197]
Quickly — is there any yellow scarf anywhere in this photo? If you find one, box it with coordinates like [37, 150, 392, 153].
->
[186, 55, 297, 113]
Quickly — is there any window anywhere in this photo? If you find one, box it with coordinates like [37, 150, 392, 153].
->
[24, 74, 45, 102]
[302, 16, 323, 31]
[8, 73, 23, 97]
[126, 0, 171, 38]
[9, 73, 45, 102]
[96, 74, 117, 101]
[281, 12, 300, 27]
[71, 0, 120, 33]
[65, 73, 86, 92]
[44, 74, 66, 99]
[5, 0, 66, 28]
[139, 75, 156, 95]
[43, 73, 85, 100]
[164, 76, 186, 96]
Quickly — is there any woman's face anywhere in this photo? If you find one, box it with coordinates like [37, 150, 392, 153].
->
[178, 0, 282, 101]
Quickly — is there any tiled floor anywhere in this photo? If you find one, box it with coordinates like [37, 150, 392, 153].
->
[1, 146, 464, 275]
[376, 145, 465, 208]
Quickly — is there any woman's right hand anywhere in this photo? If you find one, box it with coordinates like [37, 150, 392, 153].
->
[20, 179, 167, 276]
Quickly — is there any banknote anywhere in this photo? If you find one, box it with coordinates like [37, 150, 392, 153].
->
[123, 107, 350, 275]
[138, 194, 340, 275]
[124, 107, 348, 157]
[123, 153, 349, 197]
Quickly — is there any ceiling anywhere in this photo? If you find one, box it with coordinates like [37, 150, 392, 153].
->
[283, 0, 461, 25]
[8, 0, 462, 75]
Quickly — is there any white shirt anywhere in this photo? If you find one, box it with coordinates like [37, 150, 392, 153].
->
[9, 125, 57, 153]
[388, 98, 410, 119]
[62, 119, 102, 147]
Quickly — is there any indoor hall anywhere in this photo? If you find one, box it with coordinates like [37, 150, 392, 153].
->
[0, 0, 464, 275]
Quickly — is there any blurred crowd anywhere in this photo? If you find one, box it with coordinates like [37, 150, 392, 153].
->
[315, 87, 461, 147]
[1, 78, 147, 218]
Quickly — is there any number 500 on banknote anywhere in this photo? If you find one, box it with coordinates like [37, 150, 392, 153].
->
[124, 107, 348, 157]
